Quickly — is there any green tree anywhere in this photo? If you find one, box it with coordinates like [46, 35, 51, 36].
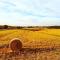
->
[4, 25, 8, 29]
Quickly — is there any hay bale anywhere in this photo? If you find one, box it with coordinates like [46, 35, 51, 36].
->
[9, 38, 22, 52]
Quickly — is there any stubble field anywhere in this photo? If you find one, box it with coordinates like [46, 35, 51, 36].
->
[0, 28, 60, 60]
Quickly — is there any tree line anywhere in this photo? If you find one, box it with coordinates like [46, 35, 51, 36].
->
[0, 25, 23, 29]
[0, 25, 60, 29]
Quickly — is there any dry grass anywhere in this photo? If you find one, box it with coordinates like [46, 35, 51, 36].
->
[0, 28, 60, 48]
[0, 28, 60, 60]
[0, 48, 60, 60]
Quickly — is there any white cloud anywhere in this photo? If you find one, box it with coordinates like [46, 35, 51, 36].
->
[0, 0, 60, 26]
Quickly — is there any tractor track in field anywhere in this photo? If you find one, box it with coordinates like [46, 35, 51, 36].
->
[40, 31, 60, 38]
[0, 31, 15, 38]
[0, 31, 19, 41]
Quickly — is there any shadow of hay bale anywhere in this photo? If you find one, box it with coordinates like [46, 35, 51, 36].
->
[9, 38, 22, 52]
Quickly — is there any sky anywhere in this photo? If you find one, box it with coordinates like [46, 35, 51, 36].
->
[0, 0, 60, 26]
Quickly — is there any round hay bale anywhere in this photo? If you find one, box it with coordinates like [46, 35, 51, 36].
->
[9, 38, 22, 52]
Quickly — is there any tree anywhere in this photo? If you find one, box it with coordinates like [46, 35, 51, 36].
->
[4, 25, 8, 29]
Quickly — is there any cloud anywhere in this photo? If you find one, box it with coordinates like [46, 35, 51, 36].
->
[0, 0, 60, 26]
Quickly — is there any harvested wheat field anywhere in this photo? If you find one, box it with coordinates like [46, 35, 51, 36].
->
[0, 28, 60, 60]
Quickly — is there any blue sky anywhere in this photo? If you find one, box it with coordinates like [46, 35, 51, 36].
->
[0, 0, 60, 26]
